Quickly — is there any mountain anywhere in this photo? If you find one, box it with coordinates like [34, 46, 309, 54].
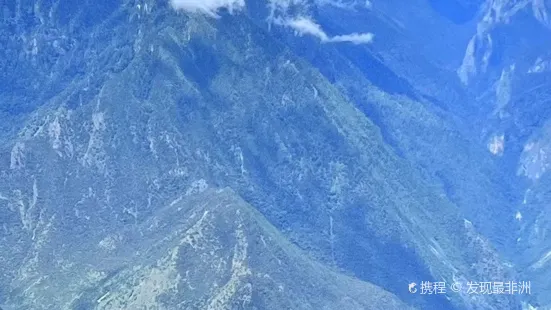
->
[1, 0, 549, 309]
[7, 187, 411, 309]
[310, 1, 551, 308]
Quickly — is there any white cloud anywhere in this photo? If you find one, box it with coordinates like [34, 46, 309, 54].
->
[330, 32, 374, 44]
[315, 0, 372, 10]
[169, 0, 374, 44]
[169, 0, 245, 17]
[283, 16, 374, 44]
[284, 16, 330, 41]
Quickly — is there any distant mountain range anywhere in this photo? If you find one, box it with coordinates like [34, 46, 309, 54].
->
[1, 0, 550, 309]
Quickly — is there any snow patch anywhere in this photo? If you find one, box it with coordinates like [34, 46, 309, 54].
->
[518, 139, 550, 180]
[10, 142, 26, 169]
[98, 234, 121, 252]
[523, 189, 531, 204]
[494, 65, 515, 115]
[528, 56, 551, 73]
[81, 111, 107, 172]
[185, 179, 209, 196]
[92, 112, 106, 131]
[488, 134, 505, 155]
[48, 116, 62, 150]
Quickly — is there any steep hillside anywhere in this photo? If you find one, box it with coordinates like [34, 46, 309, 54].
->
[4, 188, 411, 310]
[0, 0, 542, 309]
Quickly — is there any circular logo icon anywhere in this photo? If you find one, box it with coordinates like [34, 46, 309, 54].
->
[409, 282, 417, 294]
[450, 282, 462, 293]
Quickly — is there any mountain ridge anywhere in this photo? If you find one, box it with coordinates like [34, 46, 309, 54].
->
[1, 0, 547, 309]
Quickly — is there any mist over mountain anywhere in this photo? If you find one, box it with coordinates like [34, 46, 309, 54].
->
[1, 0, 550, 309]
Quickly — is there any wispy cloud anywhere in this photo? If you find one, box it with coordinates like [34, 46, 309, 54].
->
[169, 0, 374, 44]
[284, 16, 330, 41]
[169, 0, 245, 17]
[315, 0, 372, 10]
[283, 16, 374, 44]
[330, 32, 374, 44]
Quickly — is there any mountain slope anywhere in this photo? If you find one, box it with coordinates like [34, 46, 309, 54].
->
[4, 188, 411, 310]
[0, 1, 531, 309]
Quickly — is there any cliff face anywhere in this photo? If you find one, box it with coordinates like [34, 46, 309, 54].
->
[1, 1, 549, 309]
